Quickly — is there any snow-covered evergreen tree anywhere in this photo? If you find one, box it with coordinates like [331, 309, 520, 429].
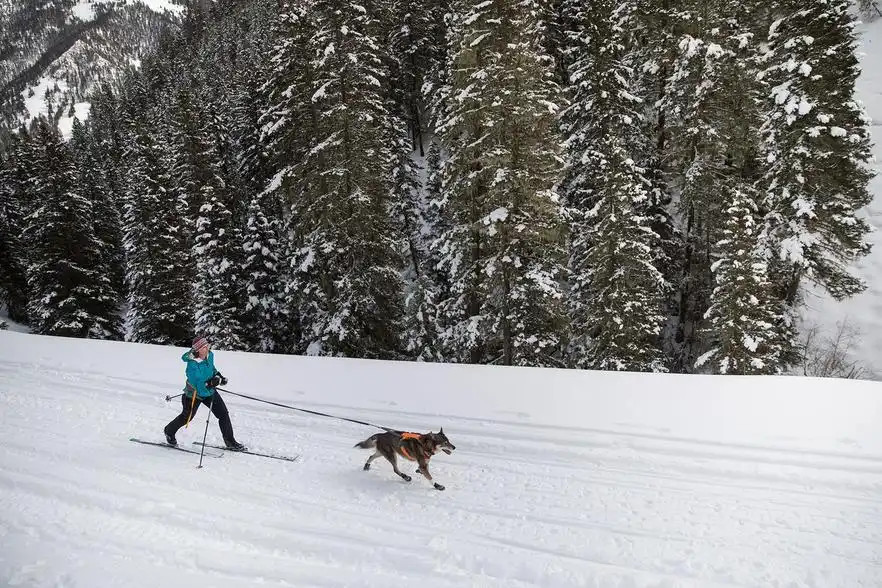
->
[259, 0, 318, 354]
[387, 0, 449, 155]
[437, 0, 568, 366]
[655, 0, 788, 372]
[697, 185, 786, 374]
[261, 0, 314, 187]
[561, 0, 666, 371]
[231, 60, 273, 196]
[403, 139, 448, 362]
[630, 0, 683, 360]
[87, 82, 127, 298]
[283, 0, 407, 358]
[191, 108, 247, 351]
[70, 118, 123, 339]
[240, 194, 287, 353]
[23, 118, 118, 338]
[120, 70, 192, 345]
[389, 116, 441, 360]
[384, 5, 439, 359]
[0, 130, 32, 324]
[761, 0, 874, 305]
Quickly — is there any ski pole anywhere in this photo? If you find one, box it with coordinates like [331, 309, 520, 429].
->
[197, 393, 216, 469]
[165, 393, 183, 402]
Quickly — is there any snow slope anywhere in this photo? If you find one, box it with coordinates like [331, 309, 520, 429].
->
[1, 331, 880, 587]
[804, 16, 882, 377]
[7, 0, 183, 139]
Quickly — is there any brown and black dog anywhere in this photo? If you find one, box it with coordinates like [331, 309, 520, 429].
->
[355, 429, 456, 491]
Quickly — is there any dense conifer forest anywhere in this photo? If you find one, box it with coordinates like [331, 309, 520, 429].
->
[0, 0, 875, 375]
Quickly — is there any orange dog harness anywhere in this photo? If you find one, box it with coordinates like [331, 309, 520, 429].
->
[398, 432, 422, 461]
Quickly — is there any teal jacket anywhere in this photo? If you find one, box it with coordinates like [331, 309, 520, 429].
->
[182, 350, 217, 398]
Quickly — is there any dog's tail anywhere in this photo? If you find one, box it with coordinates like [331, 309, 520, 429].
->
[354, 433, 379, 449]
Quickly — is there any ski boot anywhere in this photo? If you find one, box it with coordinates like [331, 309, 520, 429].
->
[225, 441, 246, 452]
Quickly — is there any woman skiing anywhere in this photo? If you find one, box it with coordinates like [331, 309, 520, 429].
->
[164, 335, 246, 451]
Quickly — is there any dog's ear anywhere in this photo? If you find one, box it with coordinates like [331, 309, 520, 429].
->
[440, 427, 444, 435]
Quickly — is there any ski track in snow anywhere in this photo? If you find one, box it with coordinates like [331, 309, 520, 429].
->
[1, 337, 881, 587]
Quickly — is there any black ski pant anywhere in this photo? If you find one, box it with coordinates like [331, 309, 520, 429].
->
[165, 391, 238, 446]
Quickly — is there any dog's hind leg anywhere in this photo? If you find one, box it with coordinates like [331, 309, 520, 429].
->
[363, 451, 382, 471]
[384, 452, 411, 482]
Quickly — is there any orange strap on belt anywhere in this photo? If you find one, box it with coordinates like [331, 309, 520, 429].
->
[185, 388, 198, 428]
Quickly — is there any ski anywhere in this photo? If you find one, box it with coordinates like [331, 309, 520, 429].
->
[130, 438, 223, 458]
[192, 442, 299, 462]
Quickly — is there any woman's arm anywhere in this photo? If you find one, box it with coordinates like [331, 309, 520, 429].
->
[185, 352, 216, 396]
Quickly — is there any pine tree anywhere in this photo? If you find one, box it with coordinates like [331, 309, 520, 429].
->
[70, 118, 123, 339]
[231, 63, 272, 195]
[283, 0, 407, 358]
[697, 185, 786, 374]
[23, 118, 117, 338]
[561, 0, 666, 371]
[120, 72, 192, 345]
[191, 108, 247, 351]
[656, 0, 783, 372]
[167, 85, 208, 238]
[398, 0, 451, 362]
[542, 0, 568, 85]
[260, 0, 318, 354]
[0, 130, 32, 324]
[437, 0, 568, 366]
[88, 83, 127, 298]
[384, 15, 438, 360]
[387, 0, 449, 156]
[630, 0, 684, 363]
[389, 116, 441, 360]
[240, 194, 289, 353]
[403, 139, 448, 362]
[761, 0, 873, 305]
[230, 3, 294, 354]
[261, 0, 314, 189]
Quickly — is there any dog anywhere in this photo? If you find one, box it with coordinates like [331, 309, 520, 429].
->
[355, 428, 456, 491]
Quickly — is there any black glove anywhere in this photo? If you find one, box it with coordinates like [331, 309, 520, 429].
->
[206, 371, 228, 389]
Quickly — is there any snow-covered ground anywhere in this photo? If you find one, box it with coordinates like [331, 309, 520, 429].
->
[70, 1, 96, 23]
[803, 16, 882, 377]
[0, 308, 31, 335]
[1, 331, 880, 587]
[70, 0, 185, 22]
[15, 0, 185, 138]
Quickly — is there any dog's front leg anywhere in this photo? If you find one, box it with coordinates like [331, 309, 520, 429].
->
[417, 457, 444, 491]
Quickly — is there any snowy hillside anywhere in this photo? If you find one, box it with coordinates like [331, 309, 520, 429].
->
[0, 0, 183, 137]
[1, 331, 880, 587]
[804, 16, 882, 377]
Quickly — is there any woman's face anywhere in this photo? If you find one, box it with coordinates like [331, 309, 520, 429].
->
[196, 344, 209, 359]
